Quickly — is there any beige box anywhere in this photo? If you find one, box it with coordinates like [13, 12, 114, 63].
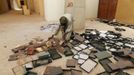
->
[12, 66, 27, 75]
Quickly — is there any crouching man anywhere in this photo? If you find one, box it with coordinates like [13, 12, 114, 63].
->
[54, 14, 73, 43]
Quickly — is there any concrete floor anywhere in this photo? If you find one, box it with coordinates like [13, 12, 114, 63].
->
[0, 11, 134, 75]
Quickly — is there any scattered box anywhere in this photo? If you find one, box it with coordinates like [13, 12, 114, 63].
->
[71, 69, 82, 75]
[95, 51, 112, 60]
[12, 66, 27, 75]
[66, 59, 76, 68]
[44, 66, 63, 75]
[80, 59, 97, 73]
[99, 59, 113, 73]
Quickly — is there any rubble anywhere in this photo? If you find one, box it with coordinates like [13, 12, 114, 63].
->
[9, 37, 64, 61]
[115, 27, 126, 32]
[97, 19, 134, 29]
[10, 28, 134, 75]
[40, 23, 59, 34]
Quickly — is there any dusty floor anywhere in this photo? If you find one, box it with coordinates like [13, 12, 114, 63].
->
[0, 11, 134, 75]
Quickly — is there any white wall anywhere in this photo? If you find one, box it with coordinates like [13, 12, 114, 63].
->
[85, 0, 99, 19]
[44, 0, 99, 21]
[44, 0, 65, 21]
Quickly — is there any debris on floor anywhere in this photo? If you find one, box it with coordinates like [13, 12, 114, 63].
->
[40, 23, 59, 34]
[9, 36, 64, 61]
[97, 19, 134, 29]
[114, 27, 126, 32]
[44, 66, 63, 75]
[10, 28, 134, 75]
[4, 45, 7, 48]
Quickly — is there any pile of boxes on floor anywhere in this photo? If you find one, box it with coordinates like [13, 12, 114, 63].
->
[10, 36, 74, 75]
[44, 59, 82, 75]
[8, 37, 69, 61]
[13, 59, 81, 75]
[78, 29, 134, 75]
[10, 29, 134, 75]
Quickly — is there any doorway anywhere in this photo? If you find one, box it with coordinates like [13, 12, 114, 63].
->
[98, 0, 118, 20]
[0, 0, 45, 17]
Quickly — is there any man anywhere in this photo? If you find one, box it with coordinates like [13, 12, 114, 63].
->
[46, 14, 73, 53]
[54, 14, 73, 43]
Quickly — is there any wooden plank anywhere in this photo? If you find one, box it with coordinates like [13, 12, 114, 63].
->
[22, 5, 30, 15]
